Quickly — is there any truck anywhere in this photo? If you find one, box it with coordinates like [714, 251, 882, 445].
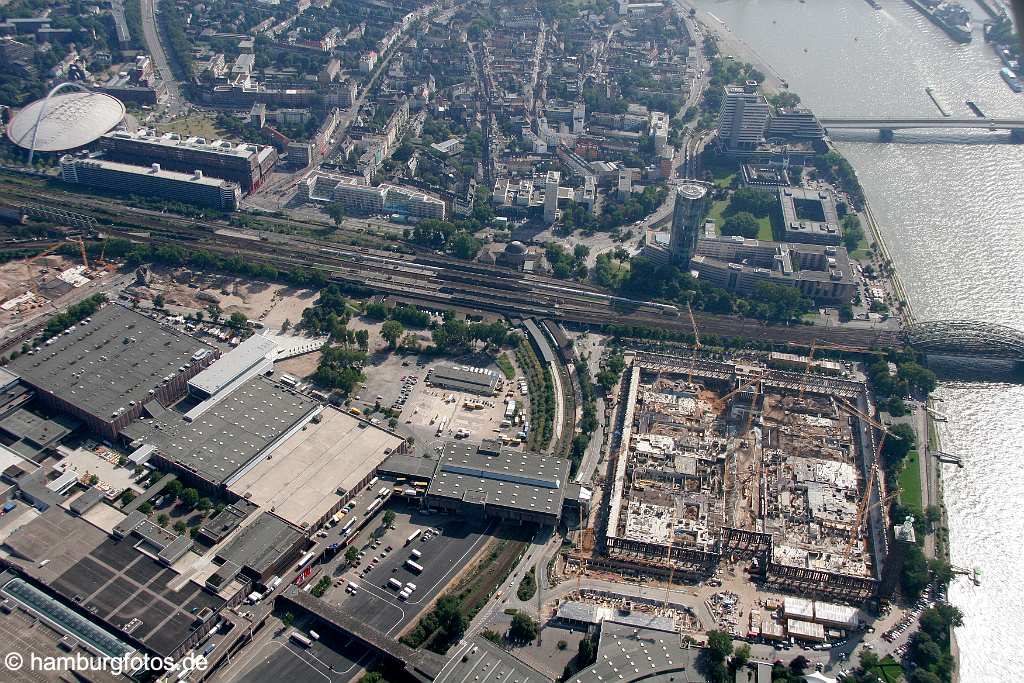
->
[295, 551, 315, 571]
[368, 476, 379, 489]
[410, 549, 422, 560]
[398, 588, 411, 600]
[1, 502, 16, 514]
[308, 630, 320, 641]
[388, 578, 403, 590]
[290, 632, 312, 648]
[405, 582, 417, 593]
[405, 560, 424, 574]
[405, 529, 421, 545]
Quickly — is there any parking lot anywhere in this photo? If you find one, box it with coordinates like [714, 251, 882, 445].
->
[322, 504, 495, 636]
[222, 624, 369, 683]
[352, 353, 526, 453]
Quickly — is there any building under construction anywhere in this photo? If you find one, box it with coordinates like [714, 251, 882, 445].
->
[602, 351, 885, 602]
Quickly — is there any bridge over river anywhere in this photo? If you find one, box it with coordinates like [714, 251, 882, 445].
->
[904, 320, 1024, 362]
[819, 117, 1024, 141]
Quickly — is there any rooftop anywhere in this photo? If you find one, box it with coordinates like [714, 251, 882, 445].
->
[7, 92, 125, 152]
[124, 375, 318, 486]
[67, 155, 241, 190]
[9, 304, 214, 423]
[427, 441, 569, 516]
[227, 406, 404, 528]
[187, 333, 277, 398]
[215, 512, 303, 577]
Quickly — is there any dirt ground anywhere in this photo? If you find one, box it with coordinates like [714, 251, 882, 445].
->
[154, 271, 317, 327]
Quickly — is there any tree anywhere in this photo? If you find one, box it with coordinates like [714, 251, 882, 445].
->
[228, 311, 248, 329]
[732, 643, 750, 669]
[281, 612, 295, 628]
[196, 497, 212, 512]
[557, 640, 567, 650]
[153, 294, 165, 308]
[382, 510, 396, 527]
[721, 211, 760, 238]
[180, 487, 199, 509]
[883, 423, 917, 469]
[88, 474, 99, 486]
[173, 520, 187, 534]
[381, 320, 405, 349]
[325, 201, 346, 227]
[281, 318, 291, 333]
[789, 655, 810, 674]
[909, 670, 942, 683]
[138, 501, 153, 515]
[706, 630, 732, 664]
[157, 513, 169, 527]
[901, 543, 930, 600]
[345, 546, 359, 566]
[508, 612, 538, 643]
[119, 489, 136, 505]
[842, 214, 865, 252]
[163, 480, 182, 499]
[729, 187, 775, 216]
[355, 328, 369, 351]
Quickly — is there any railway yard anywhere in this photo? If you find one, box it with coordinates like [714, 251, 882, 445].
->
[0, 173, 900, 355]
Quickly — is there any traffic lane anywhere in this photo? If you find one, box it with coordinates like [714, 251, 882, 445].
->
[333, 516, 494, 632]
[224, 630, 369, 683]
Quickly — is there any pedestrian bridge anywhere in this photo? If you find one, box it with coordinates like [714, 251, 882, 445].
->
[904, 320, 1024, 361]
[819, 117, 1024, 132]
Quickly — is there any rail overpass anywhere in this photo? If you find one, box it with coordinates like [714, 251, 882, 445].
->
[819, 117, 1024, 141]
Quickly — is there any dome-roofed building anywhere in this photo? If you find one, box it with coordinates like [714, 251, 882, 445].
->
[7, 90, 126, 156]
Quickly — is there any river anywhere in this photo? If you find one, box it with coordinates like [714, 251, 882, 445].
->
[687, 0, 1023, 678]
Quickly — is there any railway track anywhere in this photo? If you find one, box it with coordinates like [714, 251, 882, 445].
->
[2, 174, 901, 350]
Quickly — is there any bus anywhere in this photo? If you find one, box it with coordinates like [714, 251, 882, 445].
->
[342, 518, 355, 534]
[368, 476, 379, 489]
[410, 549, 422, 560]
[295, 551, 315, 571]
[290, 632, 312, 648]
[365, 499, 382, 516]
[435, 418, 446, 437]
[405, 529, 421, 545]
[405, 560, 424, 574]
[377, 487, 389, 498]
[388, 578, 403, 590]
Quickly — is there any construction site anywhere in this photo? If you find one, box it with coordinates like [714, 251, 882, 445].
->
[594, 348, 888, 605]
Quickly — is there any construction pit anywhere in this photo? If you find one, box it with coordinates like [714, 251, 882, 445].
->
[595, 352, 886, 607]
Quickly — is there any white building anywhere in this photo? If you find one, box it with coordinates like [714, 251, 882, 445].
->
[717, 81, 771, 152]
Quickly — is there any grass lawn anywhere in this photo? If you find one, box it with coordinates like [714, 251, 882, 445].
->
[705, 157, 739, 189]
[899, 449, 923, 510]
[709, 199, 772, 239]
[870, 655, 904, 683]
[158, 113, 227, 140]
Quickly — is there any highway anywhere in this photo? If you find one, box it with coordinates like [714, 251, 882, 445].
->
[139, 0, 187, 116]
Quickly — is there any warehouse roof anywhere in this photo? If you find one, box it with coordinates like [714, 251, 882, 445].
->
[432, 364, 500, 389]
[187, 334, 277, 398]
[227, 406, 403, 528]
[9, 305, 214, 423]
[123, 375, 317, 486]
[379, 453, 438, 480]
[567, 620, 701, 683]
[427, 441, 569, 517]
[215, 512, 303, 576]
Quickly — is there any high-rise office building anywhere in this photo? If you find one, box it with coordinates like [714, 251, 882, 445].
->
[670, 182, 710, 264]
[544, 170, 561, 223]
[717, 81, 771, 152]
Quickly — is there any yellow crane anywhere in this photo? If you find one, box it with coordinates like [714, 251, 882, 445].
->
[76, 236, 89, 270]
[711, 376, 762, 412]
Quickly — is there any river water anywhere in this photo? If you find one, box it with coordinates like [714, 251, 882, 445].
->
[687, 0, 1024, 678]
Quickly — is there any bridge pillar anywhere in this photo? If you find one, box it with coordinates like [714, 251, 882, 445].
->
[1010, 128, 1024, 144]
[879, 129, 894, 142]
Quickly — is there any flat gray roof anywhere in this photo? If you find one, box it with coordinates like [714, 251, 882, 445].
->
[432, 364, 500, 389]
[188, 334, 277, 397]
[215, 512, 303, 576]
[568, 620, 701, 683]
[427, 441, 569, 517]
[9, 304, 214, 423]
[124, 375, 317, 486]
[379, 453, 438, 480]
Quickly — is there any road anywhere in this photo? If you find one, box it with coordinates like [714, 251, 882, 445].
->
[139, 0, 187, 116]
